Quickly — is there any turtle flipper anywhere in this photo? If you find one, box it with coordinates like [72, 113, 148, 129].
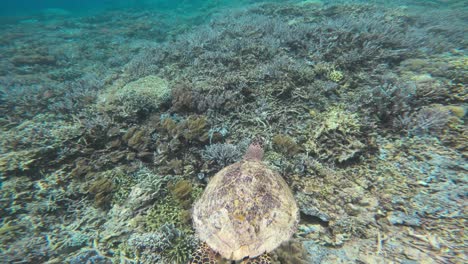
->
[240, 253, 272, 264]
[190, 242, 218, 264]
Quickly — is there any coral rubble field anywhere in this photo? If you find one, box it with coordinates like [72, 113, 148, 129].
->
[0, 0, 466, 263]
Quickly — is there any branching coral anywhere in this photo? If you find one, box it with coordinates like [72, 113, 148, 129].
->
[127, 223, 196, 264]
[202, 143, 243, 167]
[394, 105, 451, 136]
[145, 194, 191, 231]
[359, 81, 417, 124]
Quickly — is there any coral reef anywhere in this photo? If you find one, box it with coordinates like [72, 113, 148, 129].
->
[0, 1, 466, 263]
[100, 75, 171, 116]
[127, 223, 196, 264]
[202, 143, 243, 167]
[87, 176, 116, 209]
[305, 105, 373, 163]
[272, 134, 301, 157]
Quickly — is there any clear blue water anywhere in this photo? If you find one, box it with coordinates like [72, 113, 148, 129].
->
[0, 0, 247, 16]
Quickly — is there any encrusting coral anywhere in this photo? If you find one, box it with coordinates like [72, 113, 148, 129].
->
[305, 105, 373, 163]
[98, 75, 171, 116]
[272, 134, 301, 156]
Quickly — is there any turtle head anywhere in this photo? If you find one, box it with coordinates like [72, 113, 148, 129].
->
[243, 141, 264, 161]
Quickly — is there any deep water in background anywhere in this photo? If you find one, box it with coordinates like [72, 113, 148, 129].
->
[0, 0, 278, 17]
[0, 0, 466, 263]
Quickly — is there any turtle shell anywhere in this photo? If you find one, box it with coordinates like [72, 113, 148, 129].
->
[192, 160, 299, 261]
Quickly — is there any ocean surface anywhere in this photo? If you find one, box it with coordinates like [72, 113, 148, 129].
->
[0, 0, 466, 263]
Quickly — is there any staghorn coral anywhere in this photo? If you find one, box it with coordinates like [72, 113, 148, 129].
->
[0, 113, 82, 153]
[360, 81, 417, 124]
[394, 105, 451, 136]
[145, 178, 201, 232]
[0, 234, 50, 263]
[0, 74, 103, 120]
[127, 223, 196, 264]
[0, 148, 46, 176]
[69, 250, 112, 264]
[171, 81, 239, 114]
[0, 1, 466, 264]
[202, 143, 243, 167]
[120, 167, 172, 211]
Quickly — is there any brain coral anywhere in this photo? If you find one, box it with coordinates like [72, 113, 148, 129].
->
[100, 75, 171, 114]
[114, 75, 171, 113]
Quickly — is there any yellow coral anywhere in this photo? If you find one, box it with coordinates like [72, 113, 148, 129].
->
[305, 105, 365, 163]
[450, 56, 468, 70]
[321, 105, 360, 133]
[328, 69, 344, 82]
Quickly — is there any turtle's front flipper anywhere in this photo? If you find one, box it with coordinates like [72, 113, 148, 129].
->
[240, 253, 272, 264]
[190, 242, 219, 264]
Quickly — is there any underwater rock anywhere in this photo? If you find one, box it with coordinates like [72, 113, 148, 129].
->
[11, 54, 56, 66]
[387, 211, 421, 227]
[303, 240, 360, 264]
[125, 186, 158, 211]
[298, 200, 330, 223]
[271, 240, 309, 264]
[294, 163, 380, 241]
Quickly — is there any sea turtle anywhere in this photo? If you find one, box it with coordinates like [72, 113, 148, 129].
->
[190, 141, 299, 264]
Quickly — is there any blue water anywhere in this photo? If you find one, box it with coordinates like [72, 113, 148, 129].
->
[0, 0, 195, 16]
[0, 0, 250, 16]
